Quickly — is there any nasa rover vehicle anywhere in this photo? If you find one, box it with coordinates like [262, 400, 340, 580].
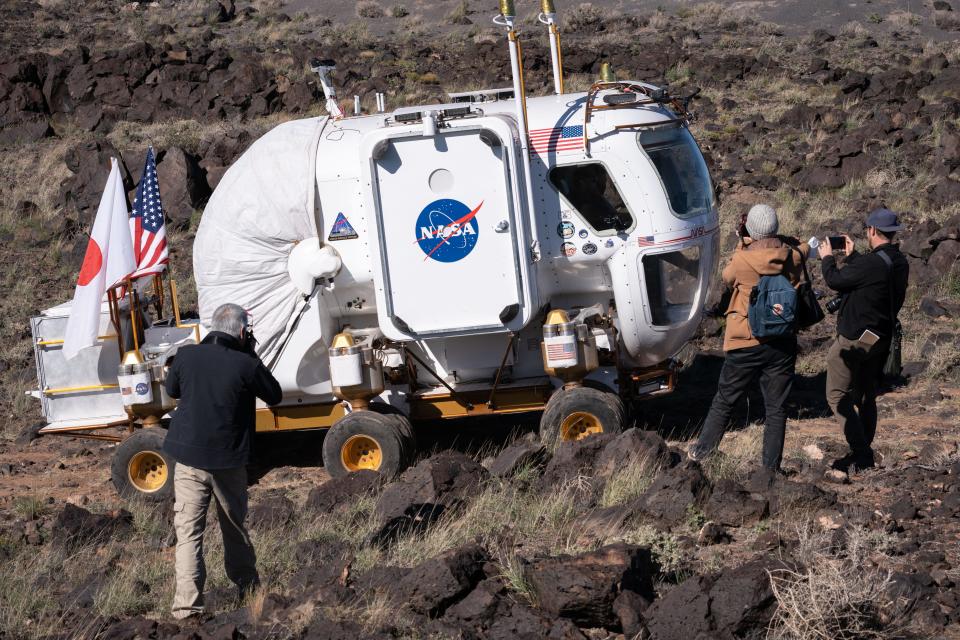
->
[30, 0, 719, 499]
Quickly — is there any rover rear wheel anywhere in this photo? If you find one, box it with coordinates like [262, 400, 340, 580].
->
[323, 410, 412, 480]
[539, 386, 625, 448]
[111, 428, 175, 501]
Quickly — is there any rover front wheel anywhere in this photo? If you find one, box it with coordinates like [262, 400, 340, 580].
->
[322, 410, 411, 479]
[367, 402, 418, 467]
[111, 428, 175, 501]
[539, 386, 624, 448]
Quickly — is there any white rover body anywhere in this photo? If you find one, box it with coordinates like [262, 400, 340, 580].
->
[30, 2, 718, 496]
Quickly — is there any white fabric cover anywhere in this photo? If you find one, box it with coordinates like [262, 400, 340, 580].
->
[193, 117, 328, 365]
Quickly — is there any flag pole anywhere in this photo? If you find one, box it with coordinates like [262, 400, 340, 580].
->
[107, 287, 123, 358]
[128, 278, 140, 354]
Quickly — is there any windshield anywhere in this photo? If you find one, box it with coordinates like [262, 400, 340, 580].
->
[637, 125, 714, 219]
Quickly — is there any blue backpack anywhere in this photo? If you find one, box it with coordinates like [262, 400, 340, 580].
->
[748, 274, 797, 338]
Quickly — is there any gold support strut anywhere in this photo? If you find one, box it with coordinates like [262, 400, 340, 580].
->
[508, 29, 529, 138]
[551, 23, 564, 94]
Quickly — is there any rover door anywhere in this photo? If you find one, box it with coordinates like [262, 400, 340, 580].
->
[363, 117, 530, 340]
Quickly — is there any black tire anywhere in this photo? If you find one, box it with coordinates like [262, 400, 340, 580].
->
[582, 379, 636, 430]
[111, 428, 175, 501]
[367, 402, 418, 467]
[539, 386, 625, 448]
[322, 410, 411, 480]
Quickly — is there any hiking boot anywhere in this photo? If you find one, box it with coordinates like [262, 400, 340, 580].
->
[831, 454, 857, 472]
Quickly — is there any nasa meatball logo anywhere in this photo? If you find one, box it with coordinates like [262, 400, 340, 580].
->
[415, 198, 481, 263]
[135, 383, 149, 395]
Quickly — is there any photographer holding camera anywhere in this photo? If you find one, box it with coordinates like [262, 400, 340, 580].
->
[689, 204, 811, 471]
[819, 209, 909, 472]
[163, 303, 282, 620]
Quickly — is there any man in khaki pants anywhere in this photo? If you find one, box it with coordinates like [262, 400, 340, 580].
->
[163, 303, 282, 619]
[819, 209, 908, 472]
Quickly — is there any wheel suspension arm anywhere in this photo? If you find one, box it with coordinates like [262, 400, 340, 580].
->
[487, 333, 515, 409]
[402, 345, 474, 410]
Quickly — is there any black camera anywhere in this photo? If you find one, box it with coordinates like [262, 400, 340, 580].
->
[240, 328, 258, 355]
[825, 296, 844, 314]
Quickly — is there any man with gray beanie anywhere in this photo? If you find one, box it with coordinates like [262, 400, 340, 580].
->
[690, 204, 809, 470]
[163, 303, 282, 620]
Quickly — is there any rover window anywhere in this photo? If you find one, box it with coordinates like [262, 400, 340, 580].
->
[548, 163, 634, 234]
[643, 246, 701, 326]
[638, 125, 714, 219]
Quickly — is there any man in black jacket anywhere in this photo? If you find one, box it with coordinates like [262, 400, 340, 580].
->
[819, 209, 909, 472]
[164, 303, 282, 620]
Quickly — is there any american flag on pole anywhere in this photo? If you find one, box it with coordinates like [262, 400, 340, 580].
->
[528, 124, 584, 156]
[129, 147, 168, 279]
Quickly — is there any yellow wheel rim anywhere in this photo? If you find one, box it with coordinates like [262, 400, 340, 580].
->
[127, 451, 168, 493]
[560, 411, 604, 441]
[341, 435, 383, 472]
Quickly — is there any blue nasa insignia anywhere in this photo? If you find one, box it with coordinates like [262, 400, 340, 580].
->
[415, 198, 482, 263]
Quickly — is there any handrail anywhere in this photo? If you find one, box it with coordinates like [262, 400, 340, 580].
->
[582, 80, 690, 155]
[37, 335, 116, 346]
[43, 383, 119, 395]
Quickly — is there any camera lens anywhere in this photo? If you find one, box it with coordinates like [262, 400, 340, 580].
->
[825, 296, 843, 314]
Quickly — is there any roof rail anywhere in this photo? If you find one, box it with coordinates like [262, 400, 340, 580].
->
[582, 80, 694, 154]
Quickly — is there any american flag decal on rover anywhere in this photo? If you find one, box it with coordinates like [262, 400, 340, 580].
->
[528, 125, 584, 156]
[546, 341, 576, 361]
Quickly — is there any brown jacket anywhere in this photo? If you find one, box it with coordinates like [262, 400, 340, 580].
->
[722, 236, 810, 352]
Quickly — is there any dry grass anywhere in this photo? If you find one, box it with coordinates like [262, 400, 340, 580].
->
[563, 3, 607, 33]
[701, 423, 764, 483]
[886, 10, 922, 30]
[0, 137, 76, 224]
[356, 0, 384, 19]
[768, 525, 907, 640]
[599, 454, 661, 507]
[324, 591, 411, 634]
[495, 548, 536, 603]
[0, 434, 932, 639]
[445, 0, 471, 25]
[0, 500, 174, 639]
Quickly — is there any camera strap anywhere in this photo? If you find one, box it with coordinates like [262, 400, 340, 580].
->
[876, 249, 897, 335]
[795, 246, 813, 284]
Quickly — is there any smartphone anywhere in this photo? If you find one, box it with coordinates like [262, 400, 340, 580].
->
[828, 236, 846, 252]
[858, 329, 880, 347]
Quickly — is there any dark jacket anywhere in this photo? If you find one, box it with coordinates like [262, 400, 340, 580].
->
[822, 243, 909, 340]
[163, 331, 282, 470]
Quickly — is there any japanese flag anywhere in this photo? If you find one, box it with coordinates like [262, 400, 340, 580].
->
[62, 158, 136, 360]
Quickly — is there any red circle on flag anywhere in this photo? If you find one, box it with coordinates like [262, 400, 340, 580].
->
[77, 239, 103, 286]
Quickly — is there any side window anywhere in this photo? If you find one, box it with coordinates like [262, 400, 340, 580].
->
[549, 163, 635, 234]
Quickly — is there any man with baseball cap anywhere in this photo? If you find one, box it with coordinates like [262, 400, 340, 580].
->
[818, 208, 909, 472]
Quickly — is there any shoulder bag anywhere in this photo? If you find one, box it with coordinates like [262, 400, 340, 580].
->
[795, 248, 825, 329]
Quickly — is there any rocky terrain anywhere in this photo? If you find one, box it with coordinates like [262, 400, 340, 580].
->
[1, 0, 960, 638]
